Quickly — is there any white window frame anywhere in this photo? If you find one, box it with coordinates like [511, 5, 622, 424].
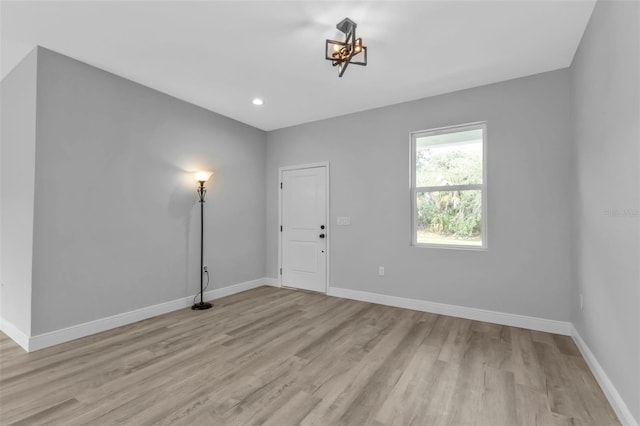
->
[410, 122, 488, 250]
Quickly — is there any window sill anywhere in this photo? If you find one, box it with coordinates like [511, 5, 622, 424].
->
[412, 242, 487, 251]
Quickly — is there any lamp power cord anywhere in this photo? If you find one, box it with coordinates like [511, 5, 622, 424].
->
[193, 269, 210, 306]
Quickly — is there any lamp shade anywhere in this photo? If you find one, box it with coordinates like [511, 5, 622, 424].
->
[194, 171, 213, 183]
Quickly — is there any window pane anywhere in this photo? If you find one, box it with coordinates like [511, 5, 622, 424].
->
[415, 128, 483, 187]
[416, 190, 482, 246]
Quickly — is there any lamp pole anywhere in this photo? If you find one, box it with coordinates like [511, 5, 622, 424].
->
[193, 174, 213, 310]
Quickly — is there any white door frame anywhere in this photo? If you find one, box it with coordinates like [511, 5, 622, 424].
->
[278, 162, 330, 293]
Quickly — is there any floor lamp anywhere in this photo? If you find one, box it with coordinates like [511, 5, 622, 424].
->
[192, 171, 213, 310]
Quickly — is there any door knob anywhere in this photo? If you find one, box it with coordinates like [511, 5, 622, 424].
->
[320, 225, 325, 229]
[319, 234, 325, 238]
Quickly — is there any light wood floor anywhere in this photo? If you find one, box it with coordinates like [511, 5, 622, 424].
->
[0, 286, 619, 425]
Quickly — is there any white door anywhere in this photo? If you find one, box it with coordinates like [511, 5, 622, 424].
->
[281, 166, 327, 293]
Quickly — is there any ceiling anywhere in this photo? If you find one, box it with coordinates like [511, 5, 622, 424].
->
[1, 1, 595, 131]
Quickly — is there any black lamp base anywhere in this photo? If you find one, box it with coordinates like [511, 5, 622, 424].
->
[192, 302, 213, 310]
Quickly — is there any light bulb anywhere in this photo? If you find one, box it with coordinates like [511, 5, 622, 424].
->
[194, 171, 213, 183]
[354, 39, 363, 53]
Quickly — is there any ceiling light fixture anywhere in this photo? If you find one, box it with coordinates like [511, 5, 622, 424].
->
[252, 98, 264, 106]
[325, 17, 367, 78]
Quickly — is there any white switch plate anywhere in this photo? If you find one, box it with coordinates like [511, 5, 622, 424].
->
[378, 266, 385, 276]
[337, 216, 351, 226]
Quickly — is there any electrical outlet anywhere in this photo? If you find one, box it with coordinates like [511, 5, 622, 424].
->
[579, 293, 584, 311]
[203, 265, 208, 272]
[378, 266, 385, 276]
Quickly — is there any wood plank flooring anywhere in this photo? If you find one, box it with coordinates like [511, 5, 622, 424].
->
[0, 286, 619, 425]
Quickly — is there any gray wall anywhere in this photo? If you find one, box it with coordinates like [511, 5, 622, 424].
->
[266, 69, 573, 321]
[0, 48, 38, 335]
[30, 48, 266, 334]
[571, 0, 640, 421]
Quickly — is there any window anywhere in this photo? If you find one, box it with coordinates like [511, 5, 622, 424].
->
[411, 122, 487, 248]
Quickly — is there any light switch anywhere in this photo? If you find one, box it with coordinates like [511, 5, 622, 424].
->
[337, 216, 351, 226]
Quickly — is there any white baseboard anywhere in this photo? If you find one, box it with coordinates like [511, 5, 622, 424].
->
[25, 278, 267, 352]
[327, 286, 571, 335]
[0, 317, 30, 351]
[264, 277, 280, 287]
[202, 277, 267, 300]
[571, 326, 638, 426]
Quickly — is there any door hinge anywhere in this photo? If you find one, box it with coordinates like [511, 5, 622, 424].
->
[280, 225, 283, 232]
[280, 268, 282, 275]
[280, 182, 283, 189]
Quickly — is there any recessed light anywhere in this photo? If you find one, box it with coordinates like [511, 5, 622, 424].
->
[252, 98, 264, 106]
